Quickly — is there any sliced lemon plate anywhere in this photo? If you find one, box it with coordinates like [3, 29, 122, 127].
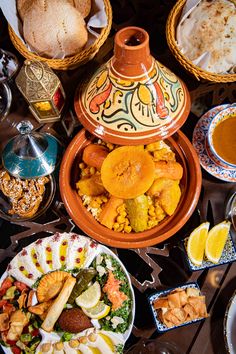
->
[82, 301, 111, 319]
[75, 281, 101, 309]
[187, 222, 210, 266]
[205, 221, 231, 264]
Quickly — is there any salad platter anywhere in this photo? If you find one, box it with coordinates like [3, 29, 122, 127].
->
[0, 232, 135, 354]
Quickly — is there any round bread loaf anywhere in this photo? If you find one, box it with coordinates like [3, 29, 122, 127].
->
[23, 0, 88, 58]
[17, 0, 34, 21]
[177, 0, 236, 73]
[68, 0, 91, 18]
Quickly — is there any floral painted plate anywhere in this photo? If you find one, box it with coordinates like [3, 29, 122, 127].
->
[183, 234, 236, 271]
[192, 104, 236, 182]
[224, 290, 236, 354]
[149, 282, 207, 333]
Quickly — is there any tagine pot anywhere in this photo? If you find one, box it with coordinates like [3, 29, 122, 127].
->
[60, 26, 201, 248]
[75, 26, 191, 144]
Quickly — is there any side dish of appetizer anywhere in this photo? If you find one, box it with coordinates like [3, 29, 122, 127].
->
[0, 233, 134, 354]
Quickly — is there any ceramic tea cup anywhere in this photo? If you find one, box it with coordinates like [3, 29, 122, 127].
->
[207, 105, 236, 169]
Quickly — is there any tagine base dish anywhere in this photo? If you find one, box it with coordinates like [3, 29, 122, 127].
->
[59, 128, 201, 248]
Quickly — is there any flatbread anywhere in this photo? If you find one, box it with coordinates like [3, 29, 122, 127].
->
[177, 0, 236, 73]
[23, 0, 88, 58]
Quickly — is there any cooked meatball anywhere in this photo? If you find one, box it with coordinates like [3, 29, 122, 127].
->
[57, 308, 92, 333]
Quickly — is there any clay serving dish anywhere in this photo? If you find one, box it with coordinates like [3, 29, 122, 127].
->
[59, 128, 201, 248]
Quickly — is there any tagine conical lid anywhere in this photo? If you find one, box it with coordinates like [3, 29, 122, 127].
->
[75, 26, 190, 145]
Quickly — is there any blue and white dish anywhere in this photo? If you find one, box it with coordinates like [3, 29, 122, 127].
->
[149, 282, 206, 333]
[207, 105, 236, 169]
[183, 233, 236, 271]
[224, 290, 236, 354]
[192, 104, 236, 182]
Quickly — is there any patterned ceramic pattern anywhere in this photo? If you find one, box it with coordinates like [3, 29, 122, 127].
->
[184, 234, 236, 271]
[77, 59, 188, 143]
[207, 105, 236, 168]
[149, 283, 205, 333]
[192, 104, 236, 182]
[224, 290, 236, 354]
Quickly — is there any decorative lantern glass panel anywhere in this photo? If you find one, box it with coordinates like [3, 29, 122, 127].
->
[15, 60, 66, 123]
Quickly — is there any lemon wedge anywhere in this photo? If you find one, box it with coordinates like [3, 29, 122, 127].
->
[75, 281, 101, 309]
[205, 221, 231, 263]
[187, 222, 210, 266]
[82, 301, 111, 319]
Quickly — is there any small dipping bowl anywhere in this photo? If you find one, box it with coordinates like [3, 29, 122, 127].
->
[207, 105, 236, 169]
[0, 82, 12, 122]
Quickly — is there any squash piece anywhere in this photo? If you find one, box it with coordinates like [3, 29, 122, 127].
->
[126, 195, 149, 232]
[154, 161, 183, 180]
[101, 146, 155, 199]
[99, 196, 124, 229]
[82, 144, 109, 170]
[76, 174, 106, 196]
[148, 178, 181, 216]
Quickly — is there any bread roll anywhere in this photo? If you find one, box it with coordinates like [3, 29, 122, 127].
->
[68, 0, 91, 18]
[17, 0, 34, 21]
[23, 0, 88, 58]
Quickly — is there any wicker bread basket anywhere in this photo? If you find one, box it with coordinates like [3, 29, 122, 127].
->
[166, 0, 236, 82]
[9, 0, 112, 71]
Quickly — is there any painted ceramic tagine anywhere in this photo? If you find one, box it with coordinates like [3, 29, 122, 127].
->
[75, 26, 191, 145]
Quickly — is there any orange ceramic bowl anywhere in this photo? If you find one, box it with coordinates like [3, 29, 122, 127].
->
[59, 129, 202, 248]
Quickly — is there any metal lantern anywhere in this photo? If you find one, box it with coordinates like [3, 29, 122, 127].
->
[15, 60, 65, 123]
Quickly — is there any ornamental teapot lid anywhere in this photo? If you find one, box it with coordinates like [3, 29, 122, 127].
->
[74, 26, 191, 145]
[2, 121, 62, 179]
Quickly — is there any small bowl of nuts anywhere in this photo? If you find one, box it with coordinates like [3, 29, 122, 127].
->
[0, 167, 55, 222]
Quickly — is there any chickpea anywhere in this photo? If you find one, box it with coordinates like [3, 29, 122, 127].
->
[54, 342, 64, 350]
[117, 224, 124, 232]
[69, 339, 79, 348]
[106, 142, 114, 150]
[80, 336, 88, 344]
[88, 333, 97, 342]
[113, 222, 120, 231]
[79, 162, 86, 168]
[117, 215, 126, 224]
[90, 167, 96, 175]
[124, 225, 132, 233]
[41, 343, 51, 352]
[90, 200, 100, 209]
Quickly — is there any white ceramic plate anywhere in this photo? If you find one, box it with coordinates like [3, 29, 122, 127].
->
[224, 291, 236, 354]
[0, 233, 135, 353]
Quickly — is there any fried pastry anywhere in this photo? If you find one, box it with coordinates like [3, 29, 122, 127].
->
[37, 270, 70, 303]
[0, 168, 49, 218]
